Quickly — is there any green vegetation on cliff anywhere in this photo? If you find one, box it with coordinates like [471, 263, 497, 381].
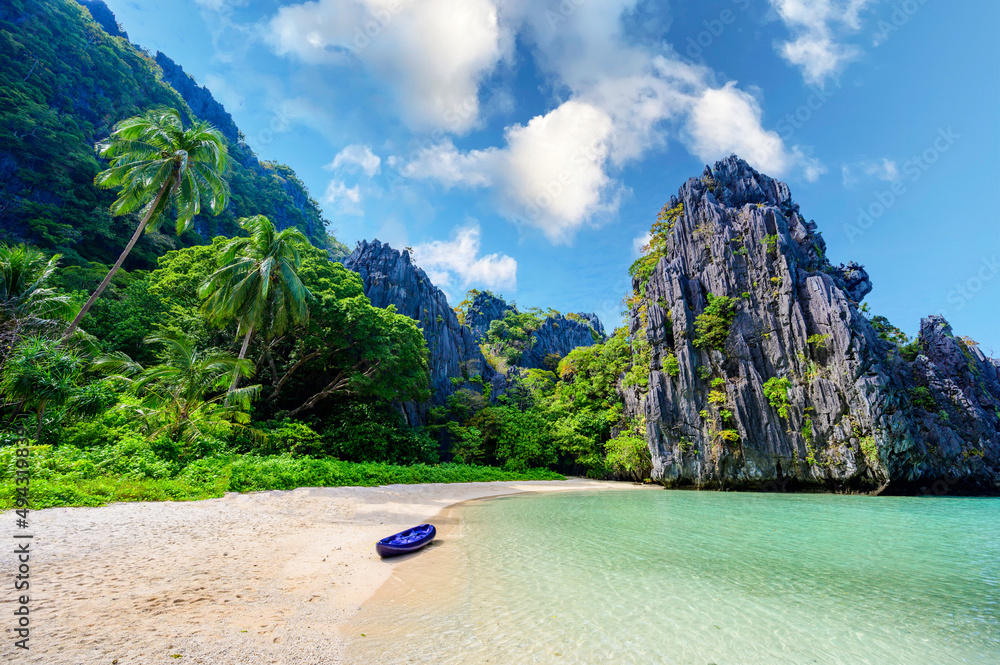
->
[0, 0, 336, 279]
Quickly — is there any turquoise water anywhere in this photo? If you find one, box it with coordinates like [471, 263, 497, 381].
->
[347, 490, 1000, 664]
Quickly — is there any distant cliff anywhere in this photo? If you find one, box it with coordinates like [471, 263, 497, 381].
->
[624, 156, 1000, 494]
[462, 290, 604, 370]
[344, 241, 496, 424]
[344, 243, 607, 422]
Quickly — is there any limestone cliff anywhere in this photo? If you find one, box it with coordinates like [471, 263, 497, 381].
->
[463, 290, 604, 370]
[625, 156, 999, 494]
[344, 241, 495, 423]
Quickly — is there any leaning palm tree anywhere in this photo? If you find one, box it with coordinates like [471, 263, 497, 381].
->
[95, 332, 259, 449]
[0, 245, 74, 357]
[198, 215, 311, 389]
[63, 107, 230, 339]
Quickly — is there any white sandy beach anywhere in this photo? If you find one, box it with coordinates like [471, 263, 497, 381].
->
[2, 479, 642, 664]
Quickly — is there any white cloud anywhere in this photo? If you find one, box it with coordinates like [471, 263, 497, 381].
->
[268, 0, 827, 243]
[323, 180, 363, 216]
[842, 157, 899, 186]
[410, 222, 517, 295]
[397, 4, 823, 242]
[685, 83, 825, 182]
[769, 0, 876, 85]
[633, 232, 652, 257]
[266, 0, 505, 133]
[326, 144, 381, 176]
[402, 101, 621, 243]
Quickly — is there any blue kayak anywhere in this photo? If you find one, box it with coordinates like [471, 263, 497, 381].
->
[376, 523, 436, 557]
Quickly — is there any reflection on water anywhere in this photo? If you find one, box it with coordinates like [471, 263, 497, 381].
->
[345, 490, 1000, 664]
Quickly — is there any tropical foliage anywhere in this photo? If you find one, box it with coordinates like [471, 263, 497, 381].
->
[65, 106, 230, 338]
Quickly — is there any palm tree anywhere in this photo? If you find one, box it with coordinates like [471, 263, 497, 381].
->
[95, 332, 259, 449]
[63, 107, 230, 339]
[198, 215, 311, 389]
[0, 244, 74, 361]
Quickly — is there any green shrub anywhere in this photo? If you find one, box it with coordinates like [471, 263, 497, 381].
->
[801, 417, 814, 445]
[320, 402, 438, 465]
[900, 340, 922, 362]
[604, 431, 651, 480]
[763, 377, 792, 418]
[909, 387, 935, 411]
[806, 334, 831, 349]
[693, 294, 737, 351]
[860, 436, 878, 467]
[664, 352, 680, 377]
[226, 457, 562, 493]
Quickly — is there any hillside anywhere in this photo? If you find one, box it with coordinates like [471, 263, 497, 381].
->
[0, 0, 345, 274]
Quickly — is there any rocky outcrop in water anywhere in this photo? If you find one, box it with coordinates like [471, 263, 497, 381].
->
[624, 156, 999, 495]
[344, 241, 495, 423]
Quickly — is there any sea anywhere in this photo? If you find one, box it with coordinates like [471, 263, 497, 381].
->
[344, 489, 999, 664]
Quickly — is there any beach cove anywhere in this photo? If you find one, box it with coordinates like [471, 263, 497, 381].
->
[1, 479, 643, 664]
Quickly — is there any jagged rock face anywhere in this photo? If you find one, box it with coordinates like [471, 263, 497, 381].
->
[574, 312, 607, 338]
[522, 315, 600, 370]
[76, 0, 127, 39]
[344, 241, 494, 424]
[155, 53, 241, 146]
[465, 291, 513, 341]
[625, 155, 999, 494]
[462, 291, 604, 370]
[909, 317, 1000, 464]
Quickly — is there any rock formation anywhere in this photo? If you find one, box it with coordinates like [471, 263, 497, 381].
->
[155, 52, 241, 146]
[76, 0, 127, 39]
[624, 156, 999, 494]
[464, 291, 513, 341]
[344, 241, 495, 424]
[462, 290, 604, 370]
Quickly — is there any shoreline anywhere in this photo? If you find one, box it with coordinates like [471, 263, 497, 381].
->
[3, 478, 647, 664]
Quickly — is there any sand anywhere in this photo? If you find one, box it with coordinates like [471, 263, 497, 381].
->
[2, 478, 640, 664]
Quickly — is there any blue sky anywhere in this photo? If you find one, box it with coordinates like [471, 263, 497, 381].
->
[103, 0, 998, 351]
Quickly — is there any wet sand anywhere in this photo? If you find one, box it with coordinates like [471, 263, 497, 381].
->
[2, 479, 642, 664]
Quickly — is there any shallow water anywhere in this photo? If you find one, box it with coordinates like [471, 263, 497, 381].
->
[345, 490, 1000, 664]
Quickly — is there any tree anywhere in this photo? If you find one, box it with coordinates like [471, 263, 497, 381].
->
[258, 246, 429, 417]
[198, 215, 311, 391]
[96, 332, 259, 451]
[0, 244, 74, 364]
[63, 107, 230, 339]
[1, 337, 85, 439]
